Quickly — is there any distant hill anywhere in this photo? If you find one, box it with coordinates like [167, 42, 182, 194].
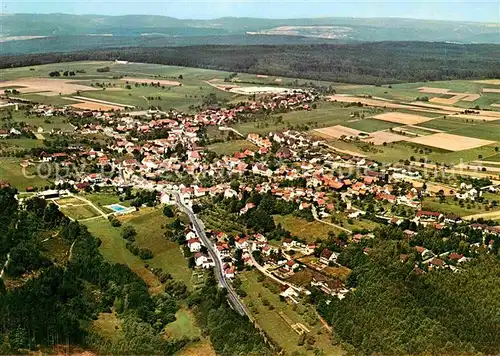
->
[0, 14, 499, 55]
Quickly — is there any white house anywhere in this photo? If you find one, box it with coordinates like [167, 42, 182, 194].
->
[187, 238, 202, 252]
[195, 253, 215, 269]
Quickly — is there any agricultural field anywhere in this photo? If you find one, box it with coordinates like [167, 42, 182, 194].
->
[231, 101, 384, 136]
[342, 118, 399, 132]
[0, 61, 244, 112]
[338, 79, 500, 112]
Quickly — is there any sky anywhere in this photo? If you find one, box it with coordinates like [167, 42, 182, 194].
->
[2, 0, 500, 23]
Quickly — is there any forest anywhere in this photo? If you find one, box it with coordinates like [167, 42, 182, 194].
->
[1, 42, 500, 84]
[0, 187, 269, 355]
[313, 224, 500, 355]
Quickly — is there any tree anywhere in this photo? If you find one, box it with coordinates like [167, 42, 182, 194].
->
[122, 225, 137, 241]
[163, 205, 174, 217]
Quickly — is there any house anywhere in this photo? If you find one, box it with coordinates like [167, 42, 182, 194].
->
[187, 238, 202, 252]
[444, 214, 462, 224]
[194, 253, 215, 269]
[416, 210, 442, 221]
[235, 237, 248, 250]
[280, 286, 299, 304]
[275, 146, 293, 159]
[217, 244, 231, 258]
[224, 265, 235, 278]
[286, 259, 299, 270]
[185, 229, 197, 240]
[239, 202, 256, 215]
[428, 257, 445, 269]
[319, 248, 338, 264]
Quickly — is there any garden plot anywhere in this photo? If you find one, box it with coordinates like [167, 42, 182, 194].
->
[407, 133, 496, 151]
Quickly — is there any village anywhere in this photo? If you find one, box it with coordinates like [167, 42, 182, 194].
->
[4, 85, 498, 310]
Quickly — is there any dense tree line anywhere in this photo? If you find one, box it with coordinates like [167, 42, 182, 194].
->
[187, 274, 272, 355]
[313, 224, 500, 355]
[0, 188, 190, 354]
[1, 42, 500, 84]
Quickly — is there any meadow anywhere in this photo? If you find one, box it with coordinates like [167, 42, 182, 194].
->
[207, 139, 258, 155]
[0, 158, 52, 190]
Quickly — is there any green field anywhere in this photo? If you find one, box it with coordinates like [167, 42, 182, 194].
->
[231, 102, 385, 136]
[342, 118, 399, 133]
[273, 214, 341, 242]
[0, 158, 52, 190]
[0, 109, 75, 132]
[59, 204, 101, 220]
[338, 80, 500, 112]
[240, 270, 344, 355]
[121, 209, 193, 287]
[163, 309, 201, 340]
[421, 197, 500, 217]
[1, 61, 242, 111]
[363, 141, 499, 165]
[208, 140, 258, 155]
[83, 216, 163, 290]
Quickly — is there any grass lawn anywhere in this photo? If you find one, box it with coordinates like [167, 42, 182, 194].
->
[207, 139, 258, 155]
[240, 270, 344, 355]
[0, 158, 52, 190]
[83, 217, 162, 290]
[163, 309, 201, 340]
[1, 138, 44, 149]
[82, 192, 122, 207]
[273, 214, 341, 242]
[59, 204, 101, 220]
[120, 208, 193, 288]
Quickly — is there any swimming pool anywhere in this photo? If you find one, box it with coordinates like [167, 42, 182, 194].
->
[107, 204, 128, 212]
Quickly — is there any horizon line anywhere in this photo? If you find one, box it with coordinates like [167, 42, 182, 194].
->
[1, 12, 497, 25]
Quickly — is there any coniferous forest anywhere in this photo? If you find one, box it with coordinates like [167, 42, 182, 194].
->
[1, 42, 499, 84]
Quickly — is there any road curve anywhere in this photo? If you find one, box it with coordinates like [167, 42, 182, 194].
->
[170, 191, 251, 318]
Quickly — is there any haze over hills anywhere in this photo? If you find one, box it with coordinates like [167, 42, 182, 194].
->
[0, 13, 499, 55]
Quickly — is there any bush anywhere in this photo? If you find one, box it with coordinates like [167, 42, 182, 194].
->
[139, 248, 153, 260]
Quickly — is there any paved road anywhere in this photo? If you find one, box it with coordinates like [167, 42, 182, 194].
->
[170, 191, 251, 318]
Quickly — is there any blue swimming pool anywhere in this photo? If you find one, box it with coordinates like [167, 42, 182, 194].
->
[108, 204, 127, 212]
